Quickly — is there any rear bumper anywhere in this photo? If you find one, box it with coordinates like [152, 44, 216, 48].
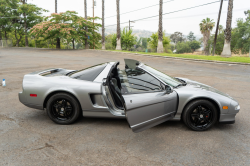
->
[19, 91, 26, 103]
[19, 92, 43, 110]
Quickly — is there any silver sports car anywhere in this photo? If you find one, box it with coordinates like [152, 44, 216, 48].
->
[19, 59, 240, 132]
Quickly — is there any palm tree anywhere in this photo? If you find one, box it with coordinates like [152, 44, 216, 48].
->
[102, 0, 105, 50]
[116, 0, 121, 50]
[84, 0, 89, 49]
[157, 0, 164, 53]
[199, 18, 215, 55]
[221, 0, 233, 57]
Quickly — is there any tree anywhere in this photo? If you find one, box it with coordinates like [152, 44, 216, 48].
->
[141, 37, 148, 49]
[148, 32, 171, 52]
[135, 37, 141, 49]
[199, 18, 215, 55]
[30, 11, 101, 49]
[19, 0, 29, 47]
[157, 0, 164, 53]
[11, 1, 46, 47]
[221, 0, 233, 57]
[0, 0, 19, 40]
[187, 31, 196, 41]
[110, 28, 136, 50]
[105, 34, 114, 50]
[210, 32, 225, 55]
[121, 28, 136, 50]
[176, 42, 192, 54]
[111, 33, 117, 48]
[84, 0, 88, 49]
[170, 32, 186, 46]
[231, 10, 250, 54]
[116, 0, 121, 50]
[102, 0, 105, 49]
[189, 40, 201, 52]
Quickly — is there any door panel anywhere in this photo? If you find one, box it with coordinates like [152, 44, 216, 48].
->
[123, 91, 178, 133]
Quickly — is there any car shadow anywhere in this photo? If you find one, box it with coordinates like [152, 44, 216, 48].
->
[25, 111, 236, 132]
[76, 116, 236, 132]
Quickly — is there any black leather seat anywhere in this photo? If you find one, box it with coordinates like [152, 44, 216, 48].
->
[110, 78, 124, 109]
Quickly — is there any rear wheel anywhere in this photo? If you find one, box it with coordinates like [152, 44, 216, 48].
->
[46, 93, 81, 124]
[182, 100, 218, 131]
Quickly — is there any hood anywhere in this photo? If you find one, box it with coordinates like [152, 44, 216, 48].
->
[177, 77, 233, 100]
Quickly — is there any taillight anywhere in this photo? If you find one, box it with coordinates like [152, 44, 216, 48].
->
[30, 94, 37, 97]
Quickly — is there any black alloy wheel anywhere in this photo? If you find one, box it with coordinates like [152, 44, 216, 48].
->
[182, 100, 218, 131]
[46, 93, 81, 124]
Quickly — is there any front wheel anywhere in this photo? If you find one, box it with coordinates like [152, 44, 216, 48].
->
[46, 93, 81, 124]
[182, 100, 218, 131]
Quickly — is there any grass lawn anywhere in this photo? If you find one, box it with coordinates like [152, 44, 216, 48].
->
[105, 50, 250, 64]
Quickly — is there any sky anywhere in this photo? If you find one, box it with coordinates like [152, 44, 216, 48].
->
[29, 0, 249, 36]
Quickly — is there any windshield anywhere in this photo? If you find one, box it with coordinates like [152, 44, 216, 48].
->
[141, 64, 182, 87]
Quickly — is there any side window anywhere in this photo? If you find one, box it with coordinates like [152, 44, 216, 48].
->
[119, 68, 163, 94]
[69, 63, 107, 81]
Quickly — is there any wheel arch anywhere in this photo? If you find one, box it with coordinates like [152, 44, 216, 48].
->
[181, 97, 221, 121]
[43, 90, 83, 111]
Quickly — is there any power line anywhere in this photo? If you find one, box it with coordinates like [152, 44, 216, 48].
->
[134, 8, 248, 22]
[105, 0, 175, 19]
[105, 0, 220, 27]
[135, 1, 220, 22]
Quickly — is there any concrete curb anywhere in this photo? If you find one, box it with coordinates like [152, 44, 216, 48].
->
[94, 49, 250, 66]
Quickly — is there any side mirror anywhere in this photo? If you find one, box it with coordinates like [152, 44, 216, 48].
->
[165, 85, 173, 94]
[102, 78, 107, 86]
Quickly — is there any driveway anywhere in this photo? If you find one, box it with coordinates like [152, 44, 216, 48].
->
[0, 48, 249, 165]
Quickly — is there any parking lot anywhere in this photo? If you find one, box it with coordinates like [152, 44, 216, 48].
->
[0, 48, 250, 165]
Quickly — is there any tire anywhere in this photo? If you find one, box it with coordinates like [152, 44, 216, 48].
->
[46, 93, 81, 125]
[182, 100, 218, 131]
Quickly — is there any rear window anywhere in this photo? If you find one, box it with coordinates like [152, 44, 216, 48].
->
[69, 63, 107, 81]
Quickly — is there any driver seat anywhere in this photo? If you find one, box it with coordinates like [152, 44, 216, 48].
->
[110, 78, 124, 110]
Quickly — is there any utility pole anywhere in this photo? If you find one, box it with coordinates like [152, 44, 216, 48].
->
[102, 0, 105, 50]
[84, 0, 88, 49]
[55, 0, 57, 13]
[93, 0, 95, 49]
[212, 0, 223, 56]
[129, 20, 135, 30]
[55, 0, 60, 49]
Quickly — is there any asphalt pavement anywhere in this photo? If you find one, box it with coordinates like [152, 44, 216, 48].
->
[0, 48, 250, 166]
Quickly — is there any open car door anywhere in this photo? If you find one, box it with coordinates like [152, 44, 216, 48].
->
[102, 60, 178, 133]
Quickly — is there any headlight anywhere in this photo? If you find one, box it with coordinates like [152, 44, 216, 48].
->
[235, 105, 240, 110]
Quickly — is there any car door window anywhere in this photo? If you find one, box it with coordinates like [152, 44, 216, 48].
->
[119, 68, 163, 94]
